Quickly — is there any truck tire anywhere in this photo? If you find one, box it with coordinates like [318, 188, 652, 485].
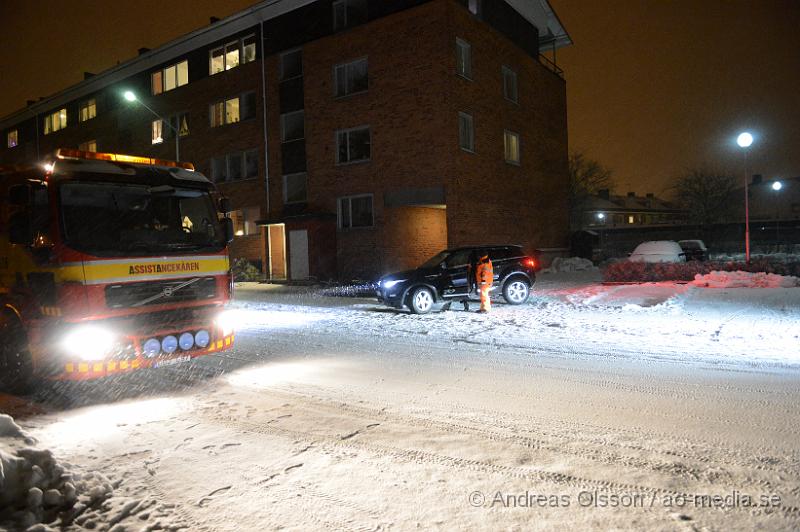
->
[0, 313, 33, 395]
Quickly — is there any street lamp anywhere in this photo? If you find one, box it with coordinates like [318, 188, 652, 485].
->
[736, 131, 754, 263]
[122, 90, 180, 162]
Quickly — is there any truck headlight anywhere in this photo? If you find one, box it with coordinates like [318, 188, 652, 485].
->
[216, 310, 236, 337]
[62, 325, 114, 361]
[382, 279, 404, 289]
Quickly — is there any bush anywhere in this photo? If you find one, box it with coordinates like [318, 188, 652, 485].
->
[603, 258, 800, 283]
[231, 258, 262, 282]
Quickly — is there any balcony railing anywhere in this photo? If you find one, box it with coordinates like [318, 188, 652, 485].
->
[538, 54, 564, 78]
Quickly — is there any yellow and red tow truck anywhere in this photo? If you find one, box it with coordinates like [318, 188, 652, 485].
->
[0, 149, 236, 391]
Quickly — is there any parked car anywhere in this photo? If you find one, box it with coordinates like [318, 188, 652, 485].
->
[628, 241, 686, 263]
[376, 245, 537, 314]
[678, 239, 709, 261]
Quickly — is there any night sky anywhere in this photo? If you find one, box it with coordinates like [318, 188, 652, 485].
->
[1, 0, 798, 196]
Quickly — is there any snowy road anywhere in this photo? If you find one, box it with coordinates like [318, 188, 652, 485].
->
[7, 272, 800, 531]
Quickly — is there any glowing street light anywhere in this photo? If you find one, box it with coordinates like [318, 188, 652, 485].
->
[736, 132, 753, 148]
[772, 180, 783, 191]
[736, 131, 754, 263]
[772, 180, 783, 244]
[596, 212, 605, 220]
[122, 90, 180, 162]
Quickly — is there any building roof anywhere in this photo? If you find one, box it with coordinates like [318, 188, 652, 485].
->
[584, 193, 683, 213]
[0, 0, 570, 129]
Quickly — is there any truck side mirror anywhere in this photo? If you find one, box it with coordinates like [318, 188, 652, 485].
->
[224, 217, 235, 244]
[219, 197, 232, 214]
[9, 212, 33, 245]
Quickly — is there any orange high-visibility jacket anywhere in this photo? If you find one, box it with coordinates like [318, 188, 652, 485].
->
[475, 256, 493, 286]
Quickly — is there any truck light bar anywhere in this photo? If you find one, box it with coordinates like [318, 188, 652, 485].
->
[55, 148, 195, 171]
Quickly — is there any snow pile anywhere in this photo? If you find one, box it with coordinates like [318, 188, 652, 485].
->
[692, 270, 799, 288]
[0, 415, 113, 531]
[544, 257, 597, 273]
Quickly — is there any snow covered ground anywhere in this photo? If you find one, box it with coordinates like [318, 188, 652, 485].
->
[3, 272, 800, 531]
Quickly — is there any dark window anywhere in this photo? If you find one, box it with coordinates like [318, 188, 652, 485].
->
[334, 58, 368, 97]
[281, 140, 307, 174]
[458, 112, 474, 152]
[456, 38, 472, 78]
[336, 127, 371, 164]
[502, 66, 518, 103]
[281, 110, 305, 142]
[279, 77, 305, 113]
[333, 0, 367, 32]
[211, 156, 227, 182]
[241, 92, 257, 120]
[284, 173, 308, 204]
[228, 152, 243, 180]
[338, 194, 373, 229]
[245, 149, 259, 178]
[280, 49, 303, 81]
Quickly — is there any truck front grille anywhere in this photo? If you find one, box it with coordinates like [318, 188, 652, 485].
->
[105, 277, 217, 309]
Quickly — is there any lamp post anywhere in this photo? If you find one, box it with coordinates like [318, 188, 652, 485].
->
[772, 180, 783, 247]
[736, 132, 753, 263]
[123, 91, 180, 162]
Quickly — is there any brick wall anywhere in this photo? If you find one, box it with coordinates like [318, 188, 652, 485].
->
[382, 206, 448, 273]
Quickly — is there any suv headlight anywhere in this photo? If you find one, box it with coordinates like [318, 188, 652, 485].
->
[382, 279, 404, 289]
[62, 325, 115, 361]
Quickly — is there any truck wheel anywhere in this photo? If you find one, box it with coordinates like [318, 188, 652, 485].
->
[503, 278, 530, 305]
[0, 314, 33, 395]
[408, 287, 435, 314]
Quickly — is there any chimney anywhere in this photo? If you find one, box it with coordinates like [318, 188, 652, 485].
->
[598, 189, 610, 200]
[138, 47, 151, 56]
[210, 16, 220, 24]
[627, 191, 636, 198]
[751, 174, 762, 185]
[83, 71, 95, 80]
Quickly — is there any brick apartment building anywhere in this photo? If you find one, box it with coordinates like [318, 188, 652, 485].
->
[0, 0, 571, 281]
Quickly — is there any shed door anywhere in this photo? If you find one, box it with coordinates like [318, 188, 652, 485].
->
[289, 229, 309, 280]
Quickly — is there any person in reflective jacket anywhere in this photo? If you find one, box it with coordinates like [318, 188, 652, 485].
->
[475, 252, 493, 313]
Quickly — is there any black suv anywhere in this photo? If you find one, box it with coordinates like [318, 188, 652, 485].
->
[376, 245, 537, 314]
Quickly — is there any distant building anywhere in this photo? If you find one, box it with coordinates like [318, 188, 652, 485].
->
[0, 0, 572, 281]
[580, 189, 686, 229]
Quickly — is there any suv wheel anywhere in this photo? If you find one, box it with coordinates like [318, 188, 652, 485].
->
[503, 278, 530, 305]
[0, 315, 33, 394]
[408, 287, 435, 314]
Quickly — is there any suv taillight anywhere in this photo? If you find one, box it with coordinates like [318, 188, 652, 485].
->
[523, 257, 536, 269]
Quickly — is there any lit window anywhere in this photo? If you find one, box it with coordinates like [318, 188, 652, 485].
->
[336, 126, 371, 164]
[79, 140, 97, 152]
[44, 108, 67, 135]
[504, 130, 520, 164]
[210, 35, 256, 75]
[280, 49, 302, 81]
[334, 58, 368, 97]
[225, 98, 240, 124]
[502, 66, 518, 103]
[152, 60, 188, 95]
[284, 173, 308, 204]
[458, 112, 474, 152]
[456, 38, 472, 79]
[338, 194, 373, 229]
[243, 35, 257, 64]
[628, 215, 635, 224]
[152, 119, 164, 144]
[225, 42, 240, 70]
[79, 98, 97, 122]
[281, 110, 305, 142]
[7, 130, 18, 148]
[210, 94, 251, 127]
[176, 112, 189, 137]
[333, 0, 367, 31]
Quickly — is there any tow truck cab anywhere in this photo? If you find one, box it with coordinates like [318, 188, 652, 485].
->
[0, 149, 236, 389]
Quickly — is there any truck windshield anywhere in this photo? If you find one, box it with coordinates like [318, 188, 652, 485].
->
[60, 182, 225, 256]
